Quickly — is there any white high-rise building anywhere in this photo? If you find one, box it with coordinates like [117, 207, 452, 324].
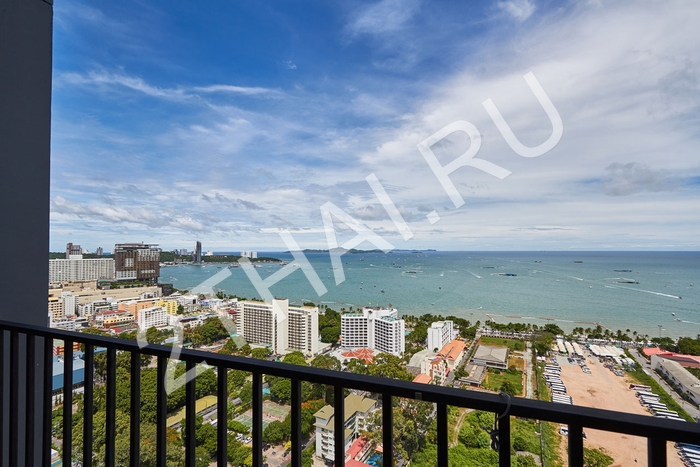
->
[61, 291, 78, 316]
[49, 257, 115, 283]
[341, 307, 405, 356]
[427, 320, 455, 352]
[237, 298, 319, 355]
[138, 306, 168, 331]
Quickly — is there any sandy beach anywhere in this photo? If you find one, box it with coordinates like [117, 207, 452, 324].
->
[556, 355, 685, 467]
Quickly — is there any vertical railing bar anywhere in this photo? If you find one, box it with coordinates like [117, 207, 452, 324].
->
[217, 366, 228, 467]
[437, 403, 448, 467]
[185, 360, 196, 467]
[105, 347, 116, 467]
[25, 334, 36, 466]
[382, 393, 393, 467]
[648, 437, 667, 467]
[84, 344, 94, 467]
[62, 338, 74, 467]
[334, 385, 345, 467]
[9, 332, 19, 467]
[130, 351, 141, 466]
[252, 372, 263, 467]
[498, 413, 510, 467]
[568, 422, 584, 467]
[42, 336, 53, 467]
[291, 379, 302, 467]
[157, 356, 167, 466]
[0, 329, 4, 467]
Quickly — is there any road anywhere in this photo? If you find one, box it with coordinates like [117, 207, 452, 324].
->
[524, 342, 533, 399]
[629, 349, 700, 420]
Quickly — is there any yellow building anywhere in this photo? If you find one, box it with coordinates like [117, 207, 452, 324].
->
[155, 299, 178, 315]
[119, 298, 155, 317]
[48, 295, 64, 321]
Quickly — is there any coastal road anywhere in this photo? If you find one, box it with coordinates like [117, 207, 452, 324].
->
[629, 349, 700, 420]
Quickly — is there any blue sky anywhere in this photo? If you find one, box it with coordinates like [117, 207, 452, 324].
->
[50, 0, 700, 252]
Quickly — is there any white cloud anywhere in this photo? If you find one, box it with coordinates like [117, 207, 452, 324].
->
[193, 84, 281, 96]
[497, 0, 536, 21]
[347, 0, 421, 36]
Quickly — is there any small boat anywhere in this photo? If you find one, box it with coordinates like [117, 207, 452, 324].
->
[672, 312, 676, 316]
[534, 260, 542, 263]
[675, 318, 681, 321]
[380, 289, 385, 293]
[574, 261, 584, 263]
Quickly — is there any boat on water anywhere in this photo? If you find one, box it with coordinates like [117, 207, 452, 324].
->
[498, 273, 517, 277]
[574, 261, 584, 263]
[617, 279, 639, 284]
[672, 312, 676, 316]
[614, 269, 633, 272]
[675, 318, 682, 321]
[380, 289, 385, 293]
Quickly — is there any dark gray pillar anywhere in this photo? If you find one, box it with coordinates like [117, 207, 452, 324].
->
[0, 0, 54, 465]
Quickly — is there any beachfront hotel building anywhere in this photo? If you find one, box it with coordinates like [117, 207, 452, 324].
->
[236, 298, 319, 356]
[49, 256, 115, 283]
[340, 307, 405, 357]
[314, 394, 377, 462]
[427, 320, 455, 352]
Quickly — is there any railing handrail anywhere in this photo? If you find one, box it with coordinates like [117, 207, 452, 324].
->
[1, 318, 699, 445]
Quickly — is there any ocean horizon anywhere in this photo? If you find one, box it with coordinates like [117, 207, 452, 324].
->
[162, 251, 700, 340]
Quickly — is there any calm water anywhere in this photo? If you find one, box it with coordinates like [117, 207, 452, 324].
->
[162, 251, 700, 339]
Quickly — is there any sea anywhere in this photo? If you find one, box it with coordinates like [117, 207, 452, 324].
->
[161, 251, 700, 339]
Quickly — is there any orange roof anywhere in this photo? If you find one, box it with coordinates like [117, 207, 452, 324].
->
[643, 347, 664, 356]
[345, 460, 373, 467]
[347, 438, 367, 460]
[413, 373, 432, 384]
[342, 348, 375, 363]
[438, 339, 466, 361]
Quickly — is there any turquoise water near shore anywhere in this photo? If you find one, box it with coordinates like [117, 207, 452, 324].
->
[162, 251, 699, 339]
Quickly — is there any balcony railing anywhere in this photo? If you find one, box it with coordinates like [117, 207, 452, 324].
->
[1, 319, 699, 467]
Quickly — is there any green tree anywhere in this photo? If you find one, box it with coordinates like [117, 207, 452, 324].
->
[320, 325, 340, 343]
[282, 351, 307, 366]
[251, 348, 271, 360]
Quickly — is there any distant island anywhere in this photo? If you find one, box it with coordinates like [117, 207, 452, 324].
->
[286, 248, 437, 254]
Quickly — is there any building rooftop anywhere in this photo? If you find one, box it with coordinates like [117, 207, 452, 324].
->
[314, 394, 376, 430]
[437, 339, 466, 361]
[655, 357, 700, 398]
[412, 373, 432, 384]
[473, 345, 509, 364]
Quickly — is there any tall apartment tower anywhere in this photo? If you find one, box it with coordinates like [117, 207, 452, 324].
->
[114, 243, 161, 282]
[65, 242, 82, 258]
[95, 247, 103, 256]
[193, 241, 202, 263]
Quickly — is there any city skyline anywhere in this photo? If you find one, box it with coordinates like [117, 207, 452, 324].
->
[50, 0, 700, 251]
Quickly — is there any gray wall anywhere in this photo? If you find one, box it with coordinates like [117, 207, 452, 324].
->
[0, 0, 53, 326]
[0, 0, 54, 465]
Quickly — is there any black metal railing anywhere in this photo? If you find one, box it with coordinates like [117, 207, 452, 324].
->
[1, 319, 699, 467]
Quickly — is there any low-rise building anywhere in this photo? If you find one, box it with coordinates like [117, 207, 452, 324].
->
[652, 355, 700, 406]
[314, 394, 377, 462]
[420, 357, 449, 385]
[437, 339, 466, 370]
[471, 344, 509, 370]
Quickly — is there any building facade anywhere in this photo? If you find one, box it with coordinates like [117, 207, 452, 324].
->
[236, 299, 319, 355]
[427, 320, 455, 352]
[49, 257, 115, 283]
[314, 394, 377, 462]
[114, 243, 161, 282]
[652, 355, 700, 406]
[138, 306, 168, 331]
[65, 242, 82, 258]
[340, 307, 405, 356]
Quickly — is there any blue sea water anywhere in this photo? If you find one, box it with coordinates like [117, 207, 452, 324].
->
[162, 251, 700, 339]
